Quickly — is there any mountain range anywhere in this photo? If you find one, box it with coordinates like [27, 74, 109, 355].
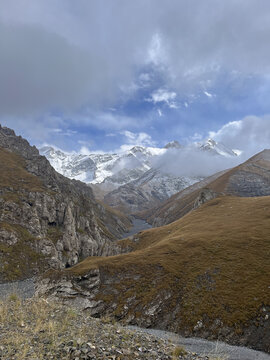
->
[2, 125, 270, 354]
[41, 138, 237, 213]
[139, 148, 270, 226]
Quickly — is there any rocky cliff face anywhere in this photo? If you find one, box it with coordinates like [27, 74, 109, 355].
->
[193, 188, 219, 209]
[0, 125, 131, 281]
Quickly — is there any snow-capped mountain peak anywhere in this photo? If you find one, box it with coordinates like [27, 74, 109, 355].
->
[164, 140, 182, 149]
[40, 139, 238, 192]
[198, 138, 237, 157]
[39, 145, 164, 186]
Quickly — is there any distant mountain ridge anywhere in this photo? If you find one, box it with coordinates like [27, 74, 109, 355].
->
[41, 138, 237, 213]
[103, 168, 203, 214]
[40, 138, 236, 186]
[40, 145, 165, 185]
[198, 138, 238, 157]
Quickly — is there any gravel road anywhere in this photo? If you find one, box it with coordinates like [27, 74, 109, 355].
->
[127, 326, 270, 360]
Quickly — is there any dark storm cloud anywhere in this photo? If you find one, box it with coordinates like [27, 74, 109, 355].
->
[0, 20, 142, 116]
[0, 0, 154, 116]
[1, 0, 270, 117]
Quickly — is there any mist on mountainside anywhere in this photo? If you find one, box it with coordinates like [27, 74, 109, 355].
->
[150, 146, 244, 178]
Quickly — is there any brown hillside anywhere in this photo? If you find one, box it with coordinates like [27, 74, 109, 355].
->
[139, 149, 270, 226]
[0, 147, 45, 194]
[41, 195, 270, 352]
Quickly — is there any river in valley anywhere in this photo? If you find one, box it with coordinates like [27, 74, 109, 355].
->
[121, 217, 152, 238]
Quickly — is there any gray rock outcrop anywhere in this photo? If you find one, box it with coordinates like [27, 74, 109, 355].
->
[193, 188, 219, 209]
[0, 125, 131, 281]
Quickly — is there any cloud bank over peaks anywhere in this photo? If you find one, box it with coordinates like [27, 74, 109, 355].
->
[209, 115, 270, 157]
[39, 114, 270, 181]
[151, 115, 270, 178]
[151, 144, 241, 178]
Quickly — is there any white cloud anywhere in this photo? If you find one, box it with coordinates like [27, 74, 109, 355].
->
[139, 72, 151, 87]
[147, 33, 168, 66]
[147, 88, 178, 109]
[191, 132, 203, 141]
[168, 102, 178, 109]
[2, 0, 270, 157]
[152, 145, 242, 178]
[121, 130, 156, 147]
[209, 115, 270, 157]
[150, 89, 176, 103]
[74, 111, 138, 131]
[152, 115, 270, 177]
[204, 91, 213, 98]
[78, 145, 107, 155]
[50, 128, 62, 133]
[50, 128, 77, 136]
[80, 146, 92, 155]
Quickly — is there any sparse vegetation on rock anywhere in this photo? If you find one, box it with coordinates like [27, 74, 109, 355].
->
[0, 295, 211, 360]
[0, 126, 132, 281]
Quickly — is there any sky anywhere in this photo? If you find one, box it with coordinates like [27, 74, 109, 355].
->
[0, 0, 270, 158]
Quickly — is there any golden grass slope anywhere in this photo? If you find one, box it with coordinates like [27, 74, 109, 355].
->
[0, 147, 45, 193]
[68, 196, 270, 336]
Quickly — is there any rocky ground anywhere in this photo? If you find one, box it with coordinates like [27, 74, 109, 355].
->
[1, 281, 270, 359]
[0, 278, 35, 299]
[129, 327, 270, 360]
[0, 296, 212, 360]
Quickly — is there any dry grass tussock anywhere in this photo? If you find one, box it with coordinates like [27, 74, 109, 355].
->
[0, 294, 221, 360]
[0, 294, 80, 359]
